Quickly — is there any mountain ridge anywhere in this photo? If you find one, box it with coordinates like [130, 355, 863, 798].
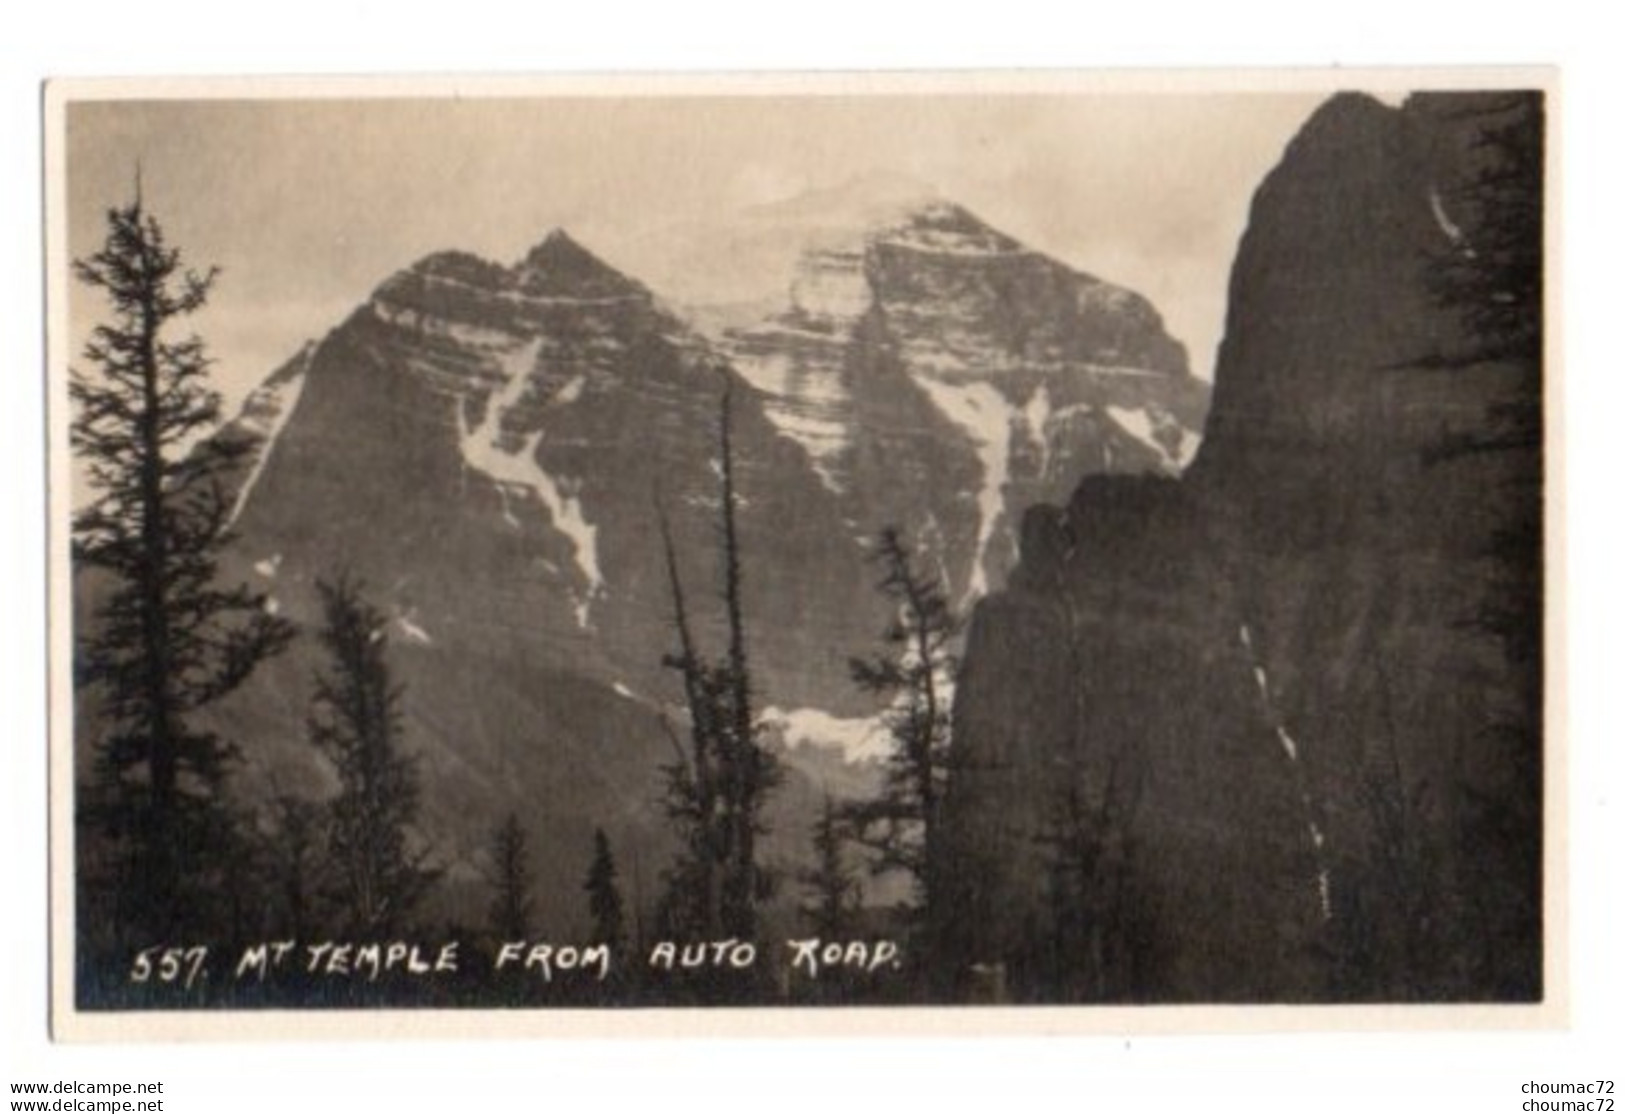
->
[178, 190, 1216, 936]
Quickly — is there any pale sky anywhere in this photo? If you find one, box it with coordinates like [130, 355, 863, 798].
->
[64, 91, 1328, 411]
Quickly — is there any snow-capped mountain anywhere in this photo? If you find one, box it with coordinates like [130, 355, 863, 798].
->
[715, 196, 1208, 602]
[198, 198, 1210, 922]
[223, 229, 877, 714]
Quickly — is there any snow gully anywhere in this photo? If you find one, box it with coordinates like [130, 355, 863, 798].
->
[1238, 622, 1333, 922]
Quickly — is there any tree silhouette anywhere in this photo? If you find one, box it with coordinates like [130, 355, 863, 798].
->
[485, 811, 533, 942]
[1426, 90, 1545, 999]
[1422, 91, 1544, 463]
[1026, 751, 1145, 1002]
[846, 527, 959, 922]
[307, 575, 437, 936]
[1427, 92, 1543, 369]
[654, 500, 723, 937]
[259, 792, 325, 941]
[71, 195, 292, 948]
[584, 828, 627, 954]
[799, 795, 862, 939]
[655, 380, 779, 941]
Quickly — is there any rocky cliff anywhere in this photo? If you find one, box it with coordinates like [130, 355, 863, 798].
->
[942, 91, 1544, 1002]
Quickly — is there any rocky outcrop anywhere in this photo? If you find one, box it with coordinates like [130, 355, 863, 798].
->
[942, 92, 1545, 1002]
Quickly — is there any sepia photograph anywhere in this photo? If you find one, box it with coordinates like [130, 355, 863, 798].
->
[44, 71, 1554, 1036]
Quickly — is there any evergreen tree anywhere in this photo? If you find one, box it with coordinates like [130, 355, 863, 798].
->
[1421, 92, 1544, 465]
[485, 812, 533, 942]
[71, 195, 292, 947]
[799, 795, 862, 939]
[257, 792, 324, 941]
[1427, 92, 1544, 369]
[1027, 761, 1144, 1002]
[846, 527, 959, 920]
[1425, 90, 1546, 999]
[655, 380, 779, 940]
[712, 379, 776, 937]
[584, 828, 627, 954]
[307, 575, 437, 936]
[654, 501, 723, 937]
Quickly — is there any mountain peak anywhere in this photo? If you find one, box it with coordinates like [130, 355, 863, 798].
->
[894, 198, 994, 231]
[871, 198, 1027, 256]
[517, 229, 646, 299]
[527, 226, 585, 257]
[403, 249, 509, 284]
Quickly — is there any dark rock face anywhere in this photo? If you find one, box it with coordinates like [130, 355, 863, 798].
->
[943, 92, 1544, 1001]
[943, 477, 1323, 1002]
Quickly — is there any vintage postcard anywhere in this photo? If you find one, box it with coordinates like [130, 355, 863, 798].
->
[44, 69, 1560, 1038]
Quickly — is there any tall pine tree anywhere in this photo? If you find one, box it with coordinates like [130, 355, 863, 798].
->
[71, 195, 292, 949]
[258, 792, 324, 941]
[307, 575, 437, 936]
[584, 828, 627, 955]
[1424, 91, 1546, 998]
[655, 380, 779, 941]
[799, 795, 862, 939]
[485, 812, 533, 942]
[846, 527, 959, 921]
[1427, 92, 1544, 371]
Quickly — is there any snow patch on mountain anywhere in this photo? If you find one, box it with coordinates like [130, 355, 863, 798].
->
[372, 299, 516, 351]
[741, 320, 845, 344]
[727, 346, 851, 494]
[1176, 430, 1203, 468]
[490, 484, 523, 529]
[528, 431, 603, 628]
[789, 249, 873, 321]
[760, 705, 891, 765]
[1428, 184, 1465, 245]
[458, 339, 543, 481]
[1238, 622, 1332, 921]
[874, 200, 1027, 258]
[554, 375, 586, 406]
[457, 338, 603, 625]
[878, 234, 1026, 259]
[1022, 385, 1054, 480]
[1088, 364, 1176, 379]
[1106, 404, 1200, 471]
[910, 375, 1014, 601]
[226, 349, 311, 529]
[1275, 724, 1300, 762]
[409, 268, 645, 310]
[1106, 404, 1166, 465]
[395, 613, 433, 645]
